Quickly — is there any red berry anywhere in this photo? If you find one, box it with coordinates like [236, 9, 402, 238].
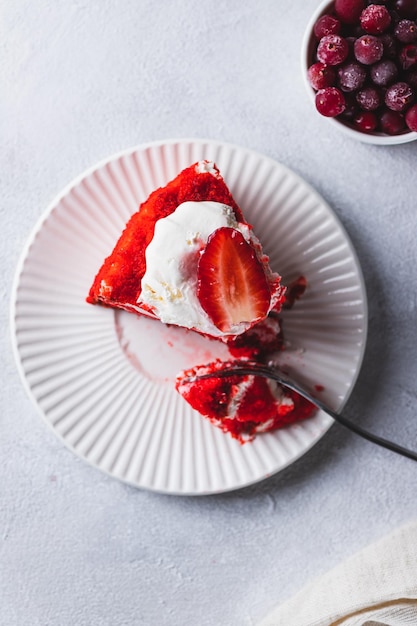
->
[395, 0, 417, 18]
[380, 109, 406, 133]
[400, 43, 417, 69]
[395, 19, 417, 42]
[317, 34, 349, 65]
[356, 85, 382, 110]
[360, 4, 391, 34]
[405, 68, 417, 89]
[338, 61, 367, 91]
[354, 35, 384, 64]
[405, 103, 417, 128]
[385, 81, 415, 110]
[370, 59, 398, 86]
[315, 87, 346, 116]
[314, 14, 341, 39]
[354, 111, 378, 131]
[307, 62, 337, 90]
[335, 0, 366, 24]
[197, 228, 271, 334]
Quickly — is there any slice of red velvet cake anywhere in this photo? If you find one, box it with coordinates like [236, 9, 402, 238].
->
[87, 161, 285, 340]
[175, 360, 316, 443]
[88, 160, 313, 442]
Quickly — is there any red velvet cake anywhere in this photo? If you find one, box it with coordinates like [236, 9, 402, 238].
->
[87, 160, 285, 340]
[175, 360, 316, 443]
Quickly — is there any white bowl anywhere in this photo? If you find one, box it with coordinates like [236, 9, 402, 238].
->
[301, 0, 417, 145]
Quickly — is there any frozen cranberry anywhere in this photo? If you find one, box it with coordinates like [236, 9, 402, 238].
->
[360, 4, 391, 33]
[380, 108, 406, 132]
[405, 68, 417, 89]
[405, 102, 417, 128]
[335, 0, 366, 24]
[379, 33, 398, 58]
[356, 85, 382, 109]
[314, 15, 341, 39]
[317, 34, 349, 65]
[385, 81, 415, 110]
[307, 62, 337, 90]
[370, 59, 398, 85]
[315, 87, 346, 116]
[354, 34, 384, 63]
[400, 43, 417, 68]
[338, 61, 367, 91]
[354, 110, 378, 130]
[394, 19, 417, 42]
[394, 0, 417, 18]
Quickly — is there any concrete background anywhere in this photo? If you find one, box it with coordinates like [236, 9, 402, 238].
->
[2, 1, 417, 624]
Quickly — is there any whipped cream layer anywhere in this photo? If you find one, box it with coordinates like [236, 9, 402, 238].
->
[139, 201, 251, 337]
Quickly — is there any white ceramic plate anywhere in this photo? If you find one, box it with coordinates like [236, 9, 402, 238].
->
[11, 139, 367, 495]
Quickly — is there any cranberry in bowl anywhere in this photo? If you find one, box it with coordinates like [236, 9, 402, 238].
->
[302, 0, 417, 144]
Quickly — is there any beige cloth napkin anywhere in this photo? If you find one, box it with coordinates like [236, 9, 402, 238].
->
[259, 521, 417, 626]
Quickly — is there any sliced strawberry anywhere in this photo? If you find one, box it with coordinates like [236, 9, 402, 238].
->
[197, 227, 271, 333]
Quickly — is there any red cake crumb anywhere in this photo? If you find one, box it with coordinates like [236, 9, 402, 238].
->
[226, 315, 284, 360]
[282, 275, 307, 309]
[175, 360, 316, 443]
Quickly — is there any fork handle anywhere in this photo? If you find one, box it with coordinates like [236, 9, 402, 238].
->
[318, 402, 417, 462]
[264, 369, 417, 462]
[198, 366, 417, 463]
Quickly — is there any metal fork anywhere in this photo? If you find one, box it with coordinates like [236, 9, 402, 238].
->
[186, 361, 417, 462]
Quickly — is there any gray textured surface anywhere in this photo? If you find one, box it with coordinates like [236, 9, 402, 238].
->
[2, 1, 417, 625]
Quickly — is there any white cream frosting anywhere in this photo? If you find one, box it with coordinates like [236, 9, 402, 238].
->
[194, 161, 219, 176]
[139, 200, 251, 337]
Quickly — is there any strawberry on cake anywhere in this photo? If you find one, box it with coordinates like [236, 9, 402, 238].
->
[88, 160, 285, 339]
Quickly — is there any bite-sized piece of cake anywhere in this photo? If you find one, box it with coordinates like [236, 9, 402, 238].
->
[282, 275, 307, 310]
[226, 314, 284, 360]
[87, 161, 285, 340]
[175, 360, 316, 443]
